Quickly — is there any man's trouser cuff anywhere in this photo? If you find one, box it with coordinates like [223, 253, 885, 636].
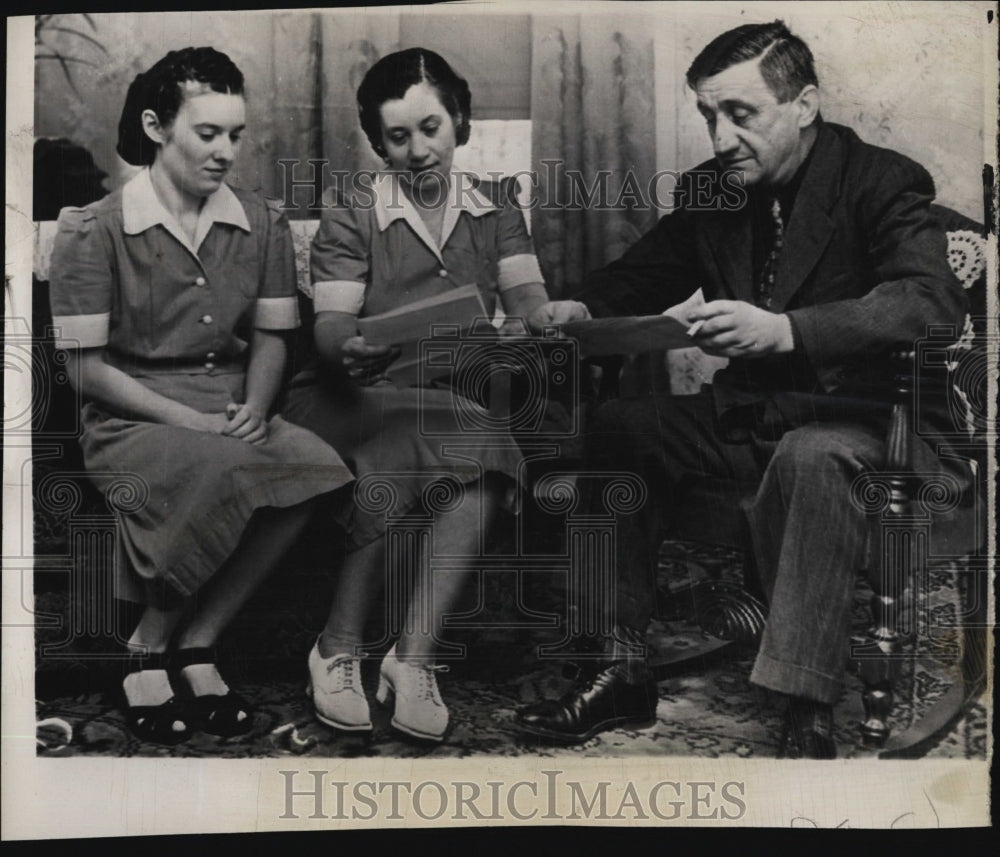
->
[608, 623, 651, 683]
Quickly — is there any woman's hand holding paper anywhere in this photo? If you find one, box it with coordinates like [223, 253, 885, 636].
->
[341, 335, 401, 385]
[526, 300, 592, 333]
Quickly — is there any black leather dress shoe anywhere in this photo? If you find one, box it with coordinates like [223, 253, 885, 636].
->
[781, 696, 837, 759]
[515, 665, 658, 743]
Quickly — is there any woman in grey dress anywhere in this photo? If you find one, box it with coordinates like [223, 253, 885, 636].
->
[49, 47, 353, 745]
[284, 48, 550, 742]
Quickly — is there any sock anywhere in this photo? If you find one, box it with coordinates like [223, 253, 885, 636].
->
[179, 663, 231, 697]
[787, 695, 834, 737]
[608, 624, 650, 684]
[122, 669, 174, 708]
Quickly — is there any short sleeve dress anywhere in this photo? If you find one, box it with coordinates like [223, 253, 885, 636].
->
[283, 172, 547, 549]
[49, 168, 354, 604]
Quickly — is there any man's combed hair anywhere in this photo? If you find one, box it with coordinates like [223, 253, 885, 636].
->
[117, 47, 245, 167]
[686, 20, 817, 102]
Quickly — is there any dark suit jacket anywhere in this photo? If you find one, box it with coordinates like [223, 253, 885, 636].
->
[573, 121, 968, 437]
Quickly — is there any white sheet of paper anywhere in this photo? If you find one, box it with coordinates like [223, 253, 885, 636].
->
[356, 284, 487, 385]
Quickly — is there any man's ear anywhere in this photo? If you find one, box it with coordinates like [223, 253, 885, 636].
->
[140, 109, 167, 147]
[794, 85, 820, 129]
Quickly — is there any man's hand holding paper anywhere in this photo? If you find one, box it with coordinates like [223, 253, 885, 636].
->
[661, 287, 706, 327]
[686, 300, 795, 358]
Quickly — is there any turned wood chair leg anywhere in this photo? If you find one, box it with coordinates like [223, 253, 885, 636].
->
[857, 354, 916, 746]
[857, 551, 906, 746]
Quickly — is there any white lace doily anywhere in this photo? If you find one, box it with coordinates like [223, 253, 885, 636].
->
[946, 229, 986, 290]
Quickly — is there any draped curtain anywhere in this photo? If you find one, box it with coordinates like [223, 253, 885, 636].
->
[37, 10, 657, 292]
[34, 11, 533, 213]
[529, 15, 658, 297]
[35, 8, 983, 234]
[34, 11, 393, 209]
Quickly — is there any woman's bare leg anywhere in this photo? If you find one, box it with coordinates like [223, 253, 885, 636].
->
[128, 605, 184, 654]
[173, 500, 316, 650]
[396, 477, 502, 660]
[317, 535, 387, 658]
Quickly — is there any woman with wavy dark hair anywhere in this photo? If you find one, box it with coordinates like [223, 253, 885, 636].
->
[284, 48, 550, 742]
[48, 47, 352, 745]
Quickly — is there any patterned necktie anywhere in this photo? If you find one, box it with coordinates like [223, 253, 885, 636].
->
[756, 196, 784, 308]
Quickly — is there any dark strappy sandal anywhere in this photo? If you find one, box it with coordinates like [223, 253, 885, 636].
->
[172, 647, 254, 737]
[120, 651, 193, 745]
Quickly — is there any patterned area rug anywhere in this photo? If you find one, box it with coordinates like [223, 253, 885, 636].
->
[34, 541, 987, 760]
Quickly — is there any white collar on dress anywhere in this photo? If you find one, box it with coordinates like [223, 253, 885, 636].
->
[122, 167, 250, 254]
[372, 171, 496, 264]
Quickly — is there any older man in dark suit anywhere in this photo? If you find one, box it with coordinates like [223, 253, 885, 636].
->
[516, 20, 968, 757]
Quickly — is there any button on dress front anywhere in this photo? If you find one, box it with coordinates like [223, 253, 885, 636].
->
[49, 170, 353, 603]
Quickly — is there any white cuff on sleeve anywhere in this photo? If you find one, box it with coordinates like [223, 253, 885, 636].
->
[498, 253, 544, 292]
[255, 296, 300, 329]
[314, 280, 366, 314]
[52, 313, 110, 349]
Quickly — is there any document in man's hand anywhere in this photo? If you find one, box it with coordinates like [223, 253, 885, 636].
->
[356, 284, 488, 385]
[559, 315, 700, 356]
